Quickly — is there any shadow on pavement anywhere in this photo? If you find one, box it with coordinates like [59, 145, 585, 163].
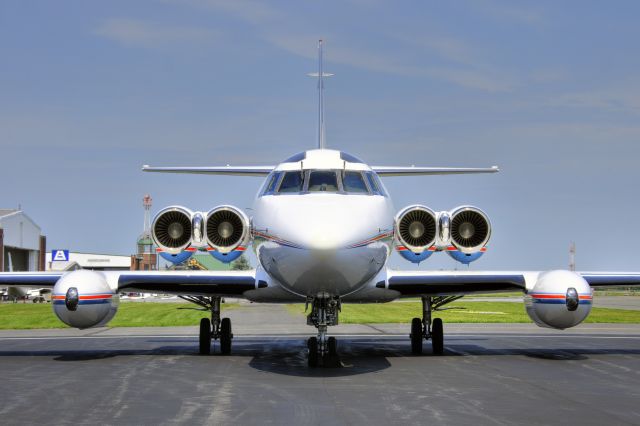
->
[1, 337, 640, 376]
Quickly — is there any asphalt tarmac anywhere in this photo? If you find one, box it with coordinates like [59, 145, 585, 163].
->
[1, 321, 639, 425]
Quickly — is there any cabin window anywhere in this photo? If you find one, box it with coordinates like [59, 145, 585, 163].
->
[342, 171, 368, 194]
[308, 171, 339, 192]
[278, 171, 304, 193]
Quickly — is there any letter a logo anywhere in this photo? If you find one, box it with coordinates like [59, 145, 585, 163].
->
[53, 250, 69, 261]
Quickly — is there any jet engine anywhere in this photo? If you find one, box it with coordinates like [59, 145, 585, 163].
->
[448, 206, 491, 254]
[394, 205, 437, 263]
[52, 270, 118, 329]
[152, 206, 194, 255]
[525, 270, 592, 329]
[206, 206, 251, 263]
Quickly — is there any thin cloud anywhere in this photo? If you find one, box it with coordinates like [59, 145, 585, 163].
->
[95, 18, 218, 48]
[268, 34, 513, 92]
[166, 0, 281, 24]
[469, 0, 543, 25]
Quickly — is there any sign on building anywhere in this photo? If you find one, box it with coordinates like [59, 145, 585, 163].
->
[51, 250, 70, 262]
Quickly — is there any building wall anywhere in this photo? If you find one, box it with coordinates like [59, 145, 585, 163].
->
[0, 212, 41, 251]
[46, 252, 131, 271]
[0, 228, 4, 272]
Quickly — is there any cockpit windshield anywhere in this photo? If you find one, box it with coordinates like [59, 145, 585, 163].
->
[308, 171, 339, 192]
[342, 171, 368, 193]
[279, 171, 304, 193]
[261, 169, 387, 196]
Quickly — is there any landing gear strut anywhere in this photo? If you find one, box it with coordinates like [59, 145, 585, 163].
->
[306, 294, 340, 367]
[410, 296, 459, 355]
[181, 296, 233, 355]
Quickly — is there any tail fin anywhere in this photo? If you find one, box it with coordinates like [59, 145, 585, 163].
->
[307, 40, 333, 150]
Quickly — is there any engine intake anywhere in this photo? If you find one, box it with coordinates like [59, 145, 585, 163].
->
[152, 206, 193, 254]
[395, 206, 437, 252]
[206, 206, 250, 253]
[449, 206, 491, 254]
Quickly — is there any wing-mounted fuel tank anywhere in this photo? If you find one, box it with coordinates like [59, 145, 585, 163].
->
[395, 205, 491, 264]
[525, 270, 592, 329]
[152, 205, 251, 264]
[205, 206, 251, 263]
[52, 270, 118, 329]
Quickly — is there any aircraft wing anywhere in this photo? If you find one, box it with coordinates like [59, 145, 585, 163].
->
[372, 166, 499, 177]
[381, 270, 640, 296]
[0, 272, 63, 288]
[115, 270, 259, 296]
[0, 270, 259, 297]
[142, 165, 274, 177]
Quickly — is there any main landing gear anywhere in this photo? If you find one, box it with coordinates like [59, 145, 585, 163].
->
[181, 296, 233, 355]
[306, 294, 341, 367]
[410, 296, 460, 355]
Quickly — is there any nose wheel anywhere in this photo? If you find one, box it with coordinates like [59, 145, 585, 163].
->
[306, 295, 341, 367]
[410, 296, 446, 355]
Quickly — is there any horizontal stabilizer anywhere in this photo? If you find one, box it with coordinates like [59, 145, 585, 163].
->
[372, 166, 499, 177]
[142, 165, 274, 177]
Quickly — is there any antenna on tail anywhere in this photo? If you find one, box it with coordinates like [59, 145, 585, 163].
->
[307, 39, 333, 150]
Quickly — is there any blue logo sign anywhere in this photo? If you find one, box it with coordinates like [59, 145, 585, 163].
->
[51, 250, 70, 262]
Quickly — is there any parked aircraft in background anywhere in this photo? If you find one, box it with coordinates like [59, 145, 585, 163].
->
[2, 41, 639, 367]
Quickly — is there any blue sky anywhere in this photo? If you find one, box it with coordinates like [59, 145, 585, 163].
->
[1, 0, 639, 271]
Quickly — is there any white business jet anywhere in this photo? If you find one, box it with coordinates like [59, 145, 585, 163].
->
[2, 41, 639, 367]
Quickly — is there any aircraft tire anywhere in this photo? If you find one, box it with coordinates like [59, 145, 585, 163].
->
[327, 336, 337, 356]
[410, 317, 423, 355]
[199, 318, 211, 355]
[432, 318, 444, 355]
[220, 318, 232, 355]
[307, 337, 318, 367]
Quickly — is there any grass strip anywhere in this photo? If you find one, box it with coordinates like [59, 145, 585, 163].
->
[0, 302, 238, 329]
[286, 301, 640, 324]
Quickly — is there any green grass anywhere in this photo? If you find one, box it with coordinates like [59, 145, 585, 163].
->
[286, 301, 640, 324]
[1, 300, 639, 329]
[0, 302, 238, 329]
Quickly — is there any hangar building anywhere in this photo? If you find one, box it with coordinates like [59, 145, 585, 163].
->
[45, 251, 131, 271]
[0, 209, 46, 272]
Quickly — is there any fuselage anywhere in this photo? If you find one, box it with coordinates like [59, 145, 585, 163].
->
[252, 149, 395, 298]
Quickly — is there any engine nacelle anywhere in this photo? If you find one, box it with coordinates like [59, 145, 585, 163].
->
[157, 248, 197, 265]
[446, 248, 485, 265]
[206, 206, 251, 255]
[395, 205, 437, 257]
[448, 206, 491, 254]
[525, 270, 592, 329]
[52, 270, 118, 329]
[152, 206, 195, 255]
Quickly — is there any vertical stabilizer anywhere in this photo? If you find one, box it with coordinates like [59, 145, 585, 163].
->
[308, 40, 333, 149]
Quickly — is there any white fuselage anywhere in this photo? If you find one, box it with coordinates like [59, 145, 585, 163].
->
[250, 150, 395, 299]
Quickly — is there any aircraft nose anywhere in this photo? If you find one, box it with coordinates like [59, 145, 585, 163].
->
[280, 196, 390, 251]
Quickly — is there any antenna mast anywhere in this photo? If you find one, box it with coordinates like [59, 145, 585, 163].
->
[308, 40, 333, 149]
[569, 241, 576, 271]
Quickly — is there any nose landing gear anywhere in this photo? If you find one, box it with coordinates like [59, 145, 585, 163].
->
[306, 295, 341, 367]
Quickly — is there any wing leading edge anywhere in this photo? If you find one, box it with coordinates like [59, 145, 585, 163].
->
[0, 270, 259, 297]
[382, 270, 640, 296]
[116, 270, 260, 296]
